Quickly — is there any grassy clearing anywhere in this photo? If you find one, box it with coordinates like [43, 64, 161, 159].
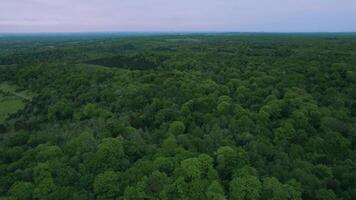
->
[0, 82, 33, 123]
[0, 94, 25, 123]
[0, 82, 34, 101]
[0, 83, 18, 92]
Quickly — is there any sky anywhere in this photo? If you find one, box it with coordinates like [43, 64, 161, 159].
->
[0, 0, 356, 33]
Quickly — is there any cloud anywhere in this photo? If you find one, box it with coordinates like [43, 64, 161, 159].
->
[0, 0, 355, 32]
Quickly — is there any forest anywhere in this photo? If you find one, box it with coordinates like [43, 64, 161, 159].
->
[0, 33, 355, 200]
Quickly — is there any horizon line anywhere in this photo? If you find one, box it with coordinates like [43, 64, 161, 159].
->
[1, 31, 356, 34]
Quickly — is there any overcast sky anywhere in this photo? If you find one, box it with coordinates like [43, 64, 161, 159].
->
[1, 0, 356, 32]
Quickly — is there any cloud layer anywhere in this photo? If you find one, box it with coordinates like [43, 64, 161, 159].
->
[1, 0, 356, 32]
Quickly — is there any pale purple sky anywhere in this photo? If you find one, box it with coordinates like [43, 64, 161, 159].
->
[1, 0, 356, 32]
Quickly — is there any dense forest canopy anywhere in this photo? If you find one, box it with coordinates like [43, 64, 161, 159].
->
[0, 33, 355, 200]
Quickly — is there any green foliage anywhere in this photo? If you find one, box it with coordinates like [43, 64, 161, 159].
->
[93, 171, 121, 199]
[168, 121, 186, 135]
[47, 100, 73, 120]
[229, 175, 261, 200]
[217, 146, 238, 180]
[33, 177, 57, 199]
[35, 145, 63, 162]
[7, 182, 34, 200]
[95, 138, 125, 171]
[315, 189, 338, 200]
[76, 103, 113, 120]
[261, 177, 302, 200]
[64, 131, 96, 155]
[0, 34, 355, 200]
[206, 181, 226, 200]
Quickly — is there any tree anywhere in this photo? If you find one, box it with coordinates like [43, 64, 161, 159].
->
[217, 96, 233, 115]
[168, 121, 185, 135]
[64, 131, 96, 155]
[216, 146, 238, 180]
[236, 115, 255, 133]
[7, 181, 34, 200]
[47, 100, 73, 120]
[144, 171, 169, 198]
[315, 189, 337, 200]
[35, 145, 63, 162]
[75, 103, 113, 120]
[228, 166, 261, 200]
[33, 177, 57, 199]
[153, 157, 175, 175]
[95, 138, 125, 171]
[229, 175, 261, 200]
[170, 155, 219, 199]
[160, 136, 178, 156]
[206, 181, 226, 200]
[93, 171, 121, 199]
[32, 162, 57, 199]
[261, 177, 302, 200]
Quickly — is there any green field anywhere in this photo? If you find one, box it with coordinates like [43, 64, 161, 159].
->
[0, 83, 33, 123]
